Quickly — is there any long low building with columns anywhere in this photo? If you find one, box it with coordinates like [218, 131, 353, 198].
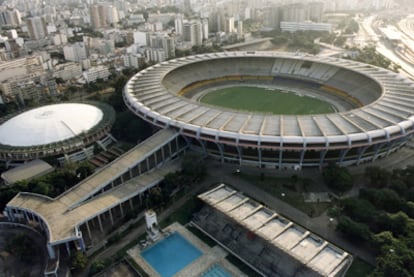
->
[4, 129, 187, 274]
[194, 184, 353, 277]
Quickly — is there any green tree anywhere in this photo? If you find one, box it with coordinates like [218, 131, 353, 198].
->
[322, 163, 353, 193]
[365, 166, 390, 188]
[71, 251, 88, 270]
[336, 216, 372, 242]
[76, 162, 94, 179]
[340, 197, 377, 223]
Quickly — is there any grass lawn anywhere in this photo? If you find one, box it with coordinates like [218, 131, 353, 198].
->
[200, 86, 335, 115]
[345, 258, 374, 277]
[236, 173, 333, 217]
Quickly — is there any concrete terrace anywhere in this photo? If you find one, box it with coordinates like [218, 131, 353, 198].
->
[196, 184, 353, 277]
[6, 129, 183, 248]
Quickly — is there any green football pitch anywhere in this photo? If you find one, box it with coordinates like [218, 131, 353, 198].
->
[199, 86, 335, 115]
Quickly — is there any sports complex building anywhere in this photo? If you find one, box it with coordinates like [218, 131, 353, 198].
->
[4, 51, 414, 275]
[124, 51, 414, 168]
[0, 102, 115, 165]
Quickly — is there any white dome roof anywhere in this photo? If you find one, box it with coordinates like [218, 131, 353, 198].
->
[0, 103, 103, 147]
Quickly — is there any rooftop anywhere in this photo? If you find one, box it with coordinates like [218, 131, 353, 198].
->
[7, 129, 180, 244]
[198, 184, 352, 277]
[0, 103, 103, 147]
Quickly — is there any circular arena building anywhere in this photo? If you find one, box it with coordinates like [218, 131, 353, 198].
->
[0, 102, 115, 163]
[124, 51, 414, 169]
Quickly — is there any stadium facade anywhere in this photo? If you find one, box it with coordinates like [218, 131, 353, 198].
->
[124, 51, 414, 169]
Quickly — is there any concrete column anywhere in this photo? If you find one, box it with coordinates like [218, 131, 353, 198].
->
[119, 203, 124, 217]
[47, 244, 56, 259]
[138, 163, 142, 175]
[299, 149, 306, 166]
[97, 214, 104, 233]
[154, 151, 158, 166]
[318, 149, 327, 168]
[278, 149, 283, 169]
[85, 221, 92, 240]
[78, 238, 86, 252]
[109, 209, 114, 225]
[168, 141, 172, 156]
[161, 146, 165, 161]
[146, 158, 150, 171]
[23, 210, 29, 222]
[129, 199, 134, 209]
[65, 242, 71, 256]
[257, 147, 262, 167]
[176, 137, 180, 152]
[216, 143, 224, 163]
[338, 149, 350, 164]
[356, 146, 369, 165]
[129, 168, 133, 179]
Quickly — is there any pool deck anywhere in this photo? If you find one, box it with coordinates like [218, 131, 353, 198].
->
[127, 222, 247, 277]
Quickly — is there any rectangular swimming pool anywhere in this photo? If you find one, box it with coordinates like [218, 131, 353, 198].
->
[141, 232, 202, 277]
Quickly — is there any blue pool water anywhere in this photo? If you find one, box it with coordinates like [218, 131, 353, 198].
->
[200, 264, 233, 277]
[141, 232, 202, 277]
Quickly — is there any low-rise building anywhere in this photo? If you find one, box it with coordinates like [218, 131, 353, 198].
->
[83, 65, 110, 83]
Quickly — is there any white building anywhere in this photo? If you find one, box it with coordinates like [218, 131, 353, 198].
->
[145, 48, 166, 63]
[225, 17, 235, 33]
[202, 18, 209, 40]
[133, 31, 147, 46]
[26, 17, 48, 40]
[123, 53, 145, 69]
[83, 65, 110, 83]
[0, 8, 22, 26]
[53, 62, 82, 81]
[280, 21, 332, 33]
[183, 20, 203, 46]
[63, 42, 88, 62]
[175, 14, 184, 35]
[52, 33, 68, 46]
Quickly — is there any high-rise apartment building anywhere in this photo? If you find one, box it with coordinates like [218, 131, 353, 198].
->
[0, 8, 22, 26]
[175, 14, 184, 35]
[90, 4, 119, 28]
[26, 17, 48, 40]
[183, 20, 203, 46]
[63, 42, 88, 62]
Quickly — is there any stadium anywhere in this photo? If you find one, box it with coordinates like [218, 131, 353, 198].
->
[124, 51, 414, 168]
[0, 102, 115, 164]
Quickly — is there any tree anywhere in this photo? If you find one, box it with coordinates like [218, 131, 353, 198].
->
[360, 188, 403, 213]
[71, 251, 88, 270]
[322, 163, 353, 193]
[365, 166, 390, 188]
[32, 181, 51, 195]
[341, 197, 377, 223]
[76, 162, 94, 179]
[336, 216, 372, 242]
[370, 231, 414, 277]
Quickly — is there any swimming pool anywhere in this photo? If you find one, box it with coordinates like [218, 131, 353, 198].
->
[141, 232, 202, 277]
[200, 264, 234, 277]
